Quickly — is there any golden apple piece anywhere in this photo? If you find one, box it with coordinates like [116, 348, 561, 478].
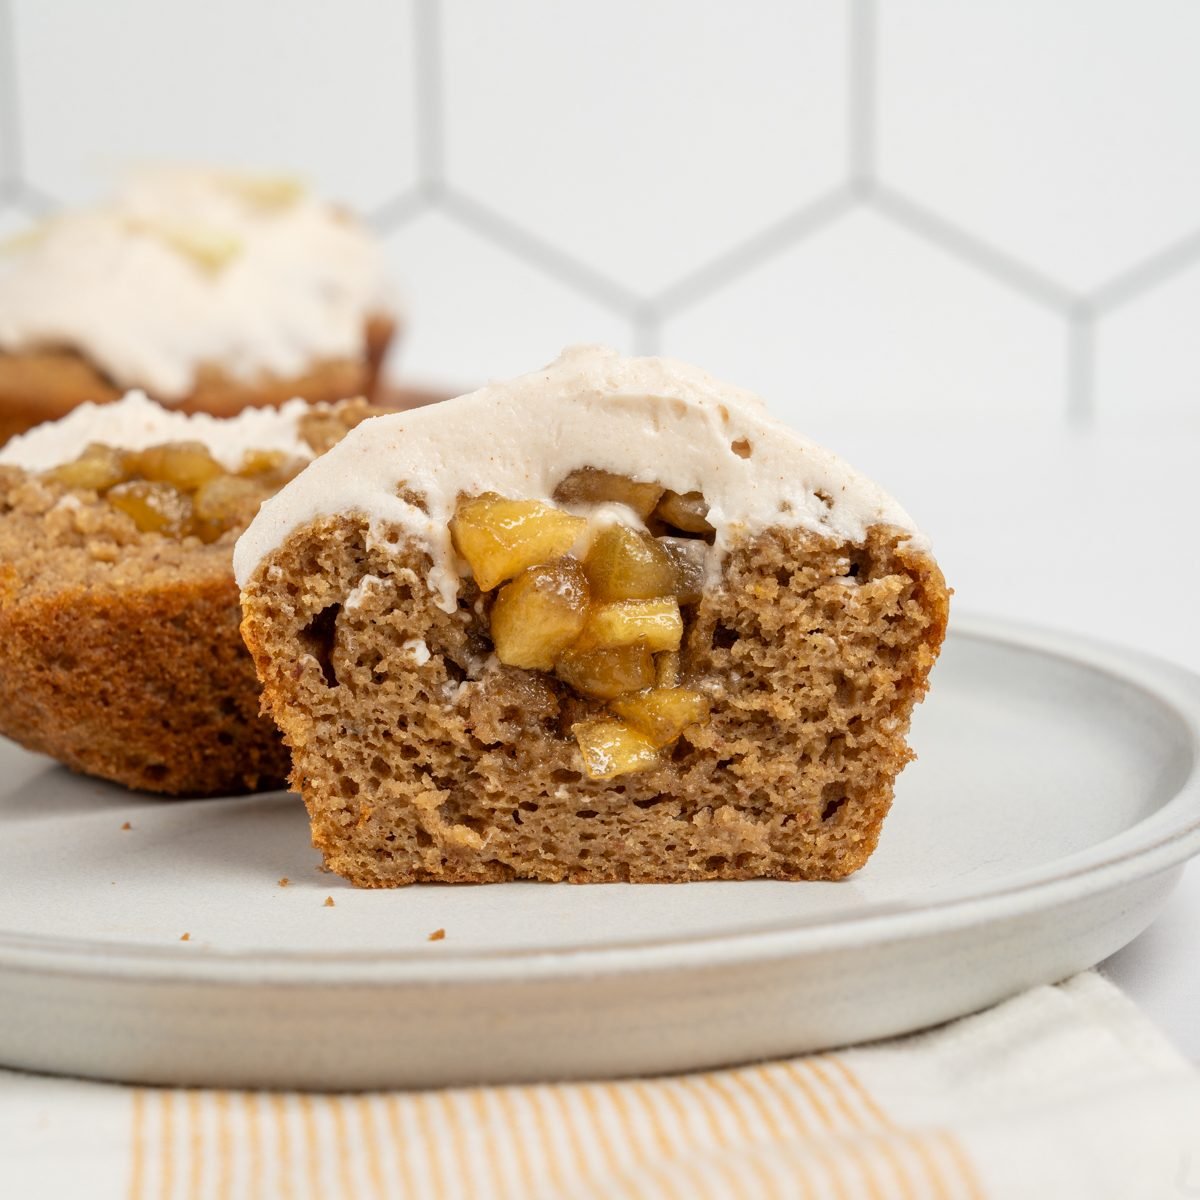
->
[584, 524, 678, 601]
[572, 717, 661, 780]
[658, 536, 707, 604]
[47, 443, 130, 492]
[132, 441, 224, 492]
[134, 221, 243, 274]
[107, 480, 194, 537]
[655, 650, 681, 688]
[192, 474, 264, 542]
[556, 643, 656, 700]
[611, 687, 711, 748]
[490, 558, 590, 670]
[655, 489, 713, 534]
[582, 598, 683, 654]
[553, 467, 664, 519]
[450, 493, 587, 591]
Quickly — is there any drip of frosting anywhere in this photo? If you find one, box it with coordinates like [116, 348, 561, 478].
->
[0, 391, 314, 472]
[234, 347, 927, 612]
[0, 167, 394, 401]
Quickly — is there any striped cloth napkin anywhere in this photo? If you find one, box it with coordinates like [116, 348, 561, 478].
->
[3, 972, 1198, 1199]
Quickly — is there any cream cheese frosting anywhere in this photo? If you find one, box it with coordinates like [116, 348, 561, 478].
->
[234, 346, 926, 611]
[0, 390, 314, 472]
[0, 167, 393, 401]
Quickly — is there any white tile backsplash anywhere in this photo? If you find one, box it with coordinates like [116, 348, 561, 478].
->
[441, 0, 849, 297]
[876, 0, 1200, 295]
[663, 208, 1064, 428]
[380, 210, 633, 390]
[0, 0, 1198, 432]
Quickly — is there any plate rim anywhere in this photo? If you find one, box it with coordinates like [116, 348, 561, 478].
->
[1, 613, 1197, 985]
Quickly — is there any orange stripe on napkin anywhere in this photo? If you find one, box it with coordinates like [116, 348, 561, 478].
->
[128, 1088, 147, 1200]
[185, 1090, 205, 1200]
[158, 1090, 175, 1200]
[382, 1094, 422, 1198]
[825, 1054, 986, 1200]
[269, 1093, 296, 1200]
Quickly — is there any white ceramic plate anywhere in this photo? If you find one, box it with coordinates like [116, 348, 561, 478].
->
[0, 615, 1197, 1090]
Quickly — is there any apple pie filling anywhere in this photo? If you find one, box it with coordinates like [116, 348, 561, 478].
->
[43, 441, 304, 542]
[449, 473, 715, 780]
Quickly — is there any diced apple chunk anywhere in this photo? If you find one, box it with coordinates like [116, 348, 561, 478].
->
[107, 480, 194, 536]
[655, 650, 681, 688]
[47, 443, 129, 492]
[556, 643, 656, 700]
[239, 449, 291, 477]
[450, 493, 587, 591]
[584, 524, 678, 601]
[656, 489, 713, 534]
[611, 687, 711, 748]
[132, 441, 224, 492]
[573, 718, 661, 780]
[582, 598, 683, 654]
[490, 558, 590, 670]
[192, 474, 264, 542]
[658, 537, 707, 604]
[554, 468, 664, 519]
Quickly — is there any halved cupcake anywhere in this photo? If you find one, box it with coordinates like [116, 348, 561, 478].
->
[0, 391, 388, 795]
[0, 167, 397, 444]
[237, 347, 949, 885]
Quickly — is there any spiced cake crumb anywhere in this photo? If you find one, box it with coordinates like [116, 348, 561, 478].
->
[237, 347, 949, 886]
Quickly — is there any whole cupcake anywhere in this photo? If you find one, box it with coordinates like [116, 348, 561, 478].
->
[0, 167, 397, 444]
[0, 391, 389, 795]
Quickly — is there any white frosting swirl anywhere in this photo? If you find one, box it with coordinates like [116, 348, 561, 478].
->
[0, 168, 393, 401]
[0, 391, 313, 472]
[233, 346, 927, 611]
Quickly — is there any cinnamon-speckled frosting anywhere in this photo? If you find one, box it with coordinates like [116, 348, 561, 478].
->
[234, 347, 927, 612]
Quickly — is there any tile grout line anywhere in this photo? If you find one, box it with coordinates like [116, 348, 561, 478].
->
[365, 186, 430, 235]
[1087, 226, 1200, 315]
[632, 309, 660, 356]
[849, 0, 877, 186]
[650, 188, 856, 317]
[0, 0, 19, 198]
[1066, 310, 1095, 427]
[869, 184, 1076, 313]
[415, 0, 445, 190]
[439, 186, 641, 315]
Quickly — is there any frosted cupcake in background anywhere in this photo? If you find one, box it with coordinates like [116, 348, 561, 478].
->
[0, 390, 390, 796]
[0, 167, 398, 443]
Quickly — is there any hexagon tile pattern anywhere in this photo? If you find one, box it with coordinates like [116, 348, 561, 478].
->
[440, 0, 849, 298]
[0, 0, 1199, 428]
[876, 0, 1200, 295]
[381, 211, 634, 389]
[663, 209, 1064, 428]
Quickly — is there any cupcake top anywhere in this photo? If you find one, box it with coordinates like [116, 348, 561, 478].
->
[0, 168, 393, 401]
[233, 345, 925, 608]
[0, 390, 314, 471]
